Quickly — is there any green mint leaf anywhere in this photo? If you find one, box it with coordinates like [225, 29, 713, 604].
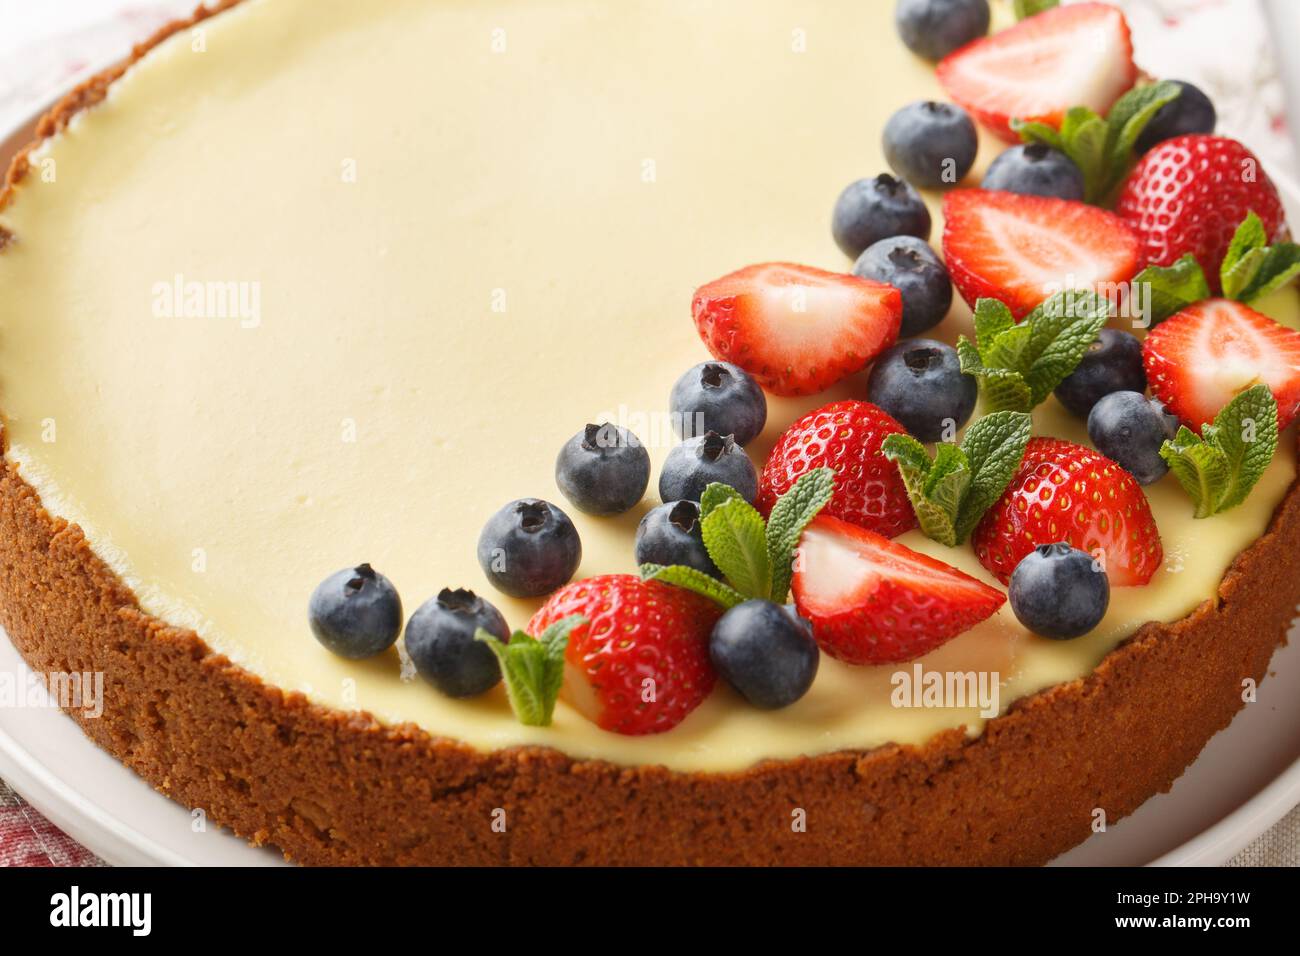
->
[475, 615, 584, 727]
[953, 411, 1033, 542]
[1010, 119, 1064, 151]
[1059, 107, 1109, 202]
[976, 367, 1034, 414]
[1221, 212, 1270, 300]
[700, 496, 772, 600]
[1021, 290, 1110, 405]
[1159, 429, 1231, 519]
[639, 563, 746, 609]
[1242, 242, 1300, 302]
[1014, 0, 1059, 19]
[764, 467, 834, 604]
[1132, 254, 1210, 326]
[883, 433, 962, 546]
[699, 481, 745, 519]
[973, 298, 1016, 357]
[1099, 81, 1181, 198]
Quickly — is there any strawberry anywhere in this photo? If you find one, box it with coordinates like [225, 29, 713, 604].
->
[935, 2, 1137, 142]
[1142, 299, 1300, 431]
[791, 514, 1005, 665]
[691, 262, 902, 397]
[973, 438, 1162, 587]
[757, 400, 916, 539]
[526, 574, 721, 735]
[1116, 135, 1287, 287]
[943, 190, 1140, 318]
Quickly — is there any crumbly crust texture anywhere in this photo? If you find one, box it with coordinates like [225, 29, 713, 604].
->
[0, 1, 1296, 866]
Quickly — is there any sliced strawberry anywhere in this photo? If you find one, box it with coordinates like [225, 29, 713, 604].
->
[691, 262, 902, 397]
[791, 514, 1005, 665]
[973, 438, 1163, 587]
[1143, 299, 1300, 431]
[936, 2, 1137, 142]
[942, 189, 1140, 318]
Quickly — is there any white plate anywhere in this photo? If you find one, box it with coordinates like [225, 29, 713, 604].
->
[1, 47, 1299, 869]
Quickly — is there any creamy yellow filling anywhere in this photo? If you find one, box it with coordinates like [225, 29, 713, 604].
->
[0, 0, 1296, 772]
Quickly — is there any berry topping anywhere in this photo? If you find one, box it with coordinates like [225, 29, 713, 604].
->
[972, 437, 1163, 587]
[895, 0, 990, 62]
[635, 500, 720, 579]
[943, 190, 1140, 318]
[708, 600, 819, 709]
[981, 144, 1084, 201]
[882, 100, 978, 190]
[476, 498, 582, 598]
[831, 175, 932, 260]
[791, 514, 1006, 665]
[1086, 391, 1180, 486]
[404, 588, 508, 698]
[691, 262, 902, 396]
[866, 339, 976, 443]
[757, 400, 916, 539]
[1053, 328, 1147, 419]
[659, 431, 758, 504]
[936, 2, 1137, 142]
[1008, 543, 1109, 640]
[308, 563, 403, 660]
[1134, 81, 1217, 154]
[670, 360, 767, 446]
[555, 423, 650, 516]
[527, 574, 721, 735]
[852, 235, 952, 338]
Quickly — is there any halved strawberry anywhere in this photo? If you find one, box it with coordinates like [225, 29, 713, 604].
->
[1143, 299, 1300, 431]
[791, 514, 1005, 665]
[691, 262, 902, 397]
[936, 2, 1137, 142]
[943, 190, 1140, 318]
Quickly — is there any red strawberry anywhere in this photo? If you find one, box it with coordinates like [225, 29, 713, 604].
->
[973, 438, 1163, 587]
[757, 400, 916, 539]
[936, 2, 1137, 142]
[791, 515, 1005, 665]
[527, 574, 721, 736]
[943, 190, 1140, 318]
[1116, 135, 1287, 287]
[1142, 299, 1300, 431]
[691, 262, 902, 397]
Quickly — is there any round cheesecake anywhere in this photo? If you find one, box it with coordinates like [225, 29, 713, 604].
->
[1, 0, 1298, 865]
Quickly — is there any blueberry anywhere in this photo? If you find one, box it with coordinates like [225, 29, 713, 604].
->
[670, 361, 767, 446]
[709, 600, 820, 709]
[1087, 391, 1180, 486]
[635, 500, 720, 578]
[895, 0, 990, 61]
[1009, 543, 1109, 640]
[883, 101, 978, 190]
[866, 339, 976, 442]
[659, 431, 758, 503]
[404, 588, 508, 698]
[308, 563, 403, 659]
[477, 499, 582, 598]
[1134, 81, 1217, 154]
[832, 174, 932, 260]
[981, 144, 1085, 201]
[1052, 329, 1146, 420]
[853, 235, 953, 337]
[555, 422, 650, 516]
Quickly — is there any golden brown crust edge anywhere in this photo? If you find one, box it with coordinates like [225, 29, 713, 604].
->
[0, 1, 1297, 866]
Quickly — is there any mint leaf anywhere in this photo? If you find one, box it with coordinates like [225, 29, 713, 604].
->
[700, 497, 772, 600]
[476, 615, 584, 727]
[1100, 81, 1181, 197]
[1246, 243, 1300, 302]
[765, 467, 834, 603]
[882, 433, 963, 546]
[953, 411, 1033, 542]
[1132, 254, 1210, 326]
[699, 481, 745, 519]
[639, 563, 746, 609]
[1014, 0, 1059, 20]
[1219, 212, 1300, 303]
[1161, 431, 1232, 519]
[973, 298, 1016, 354]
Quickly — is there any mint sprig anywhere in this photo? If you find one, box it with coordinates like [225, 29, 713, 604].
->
[475, 614, 585, 726]
[640, 468, 834, 606]
[1131, 254, 1212, 327]
[1160, 384, 1278, 518]
[1013, 0, 1059, 19]
[957, 291, 1110, 412]
[882, 411, 1032, 546]
[1013, 82, 1180, 204]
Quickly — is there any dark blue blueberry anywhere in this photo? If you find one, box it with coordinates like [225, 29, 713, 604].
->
[308, 563, 403, 659]
[1087, 391, 1180, 486]
[832, 174, 932, 260]
[477, 499, 581, 598]
[708, 600, 820, 709]
[981, 144, 1085, 201]
[895, 0, 990, 61]
[404, 588, 508, 698]
[1009, 543, 1110, 640]
[1134, 81, 1217, 154]
[634, 500, 720, 578]
[883, 101, 978, 190]
[670, 361, 767, 447]
[659, 431, 758, 503]
[555, 422, 650, 516]
[866, 339, 976, 443]
[853, 235, 953, 337]
[1053, 328, 1147, 419]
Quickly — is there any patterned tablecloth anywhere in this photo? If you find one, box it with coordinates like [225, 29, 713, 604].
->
[0, 0, 1296, 867]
